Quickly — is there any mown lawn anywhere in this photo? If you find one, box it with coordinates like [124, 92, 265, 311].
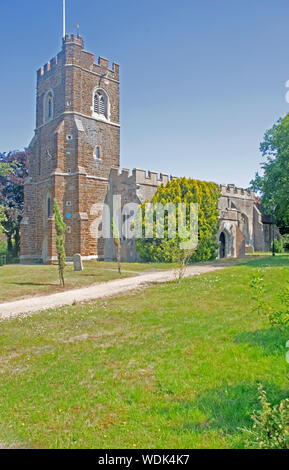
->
[0, 256, 288, 449]
[0, 261, 178, 303]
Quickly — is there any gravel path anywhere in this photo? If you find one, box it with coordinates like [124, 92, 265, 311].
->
[0, 265, 223, 320]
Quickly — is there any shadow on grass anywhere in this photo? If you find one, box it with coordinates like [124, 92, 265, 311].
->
[175, 382, 289, 436]
[203, 255, 289, 270]
[239, 256, 289, 269]
[10, 282, 58, 287]
[235, 328, 288, 357]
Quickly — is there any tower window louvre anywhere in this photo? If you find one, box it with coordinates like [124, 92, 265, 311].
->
[93, 89, 108, 119]
[94, 94, 99, 113]
[99, 96, 105, 115]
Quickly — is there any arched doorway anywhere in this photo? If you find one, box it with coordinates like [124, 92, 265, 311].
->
[219, 232, 226, 258]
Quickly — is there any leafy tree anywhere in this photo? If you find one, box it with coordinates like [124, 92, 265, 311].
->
[0, 150, 28, 256]
[136, 177, 221, 263]
[251, 114, 289, 232]
[53, 199, 66, 287]
[0, 162, 13, 230]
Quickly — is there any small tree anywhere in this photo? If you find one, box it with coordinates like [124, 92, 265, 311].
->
[112, 218, 121, 276]
[54, 199, 66, 286]
[176, 248, 195, 283]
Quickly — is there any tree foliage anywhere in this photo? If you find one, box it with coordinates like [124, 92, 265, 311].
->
[136, 177, 221, 263]
[54, 199, 66, 287]
[251, 114, 289, 232]
[0, 150, 28, 256]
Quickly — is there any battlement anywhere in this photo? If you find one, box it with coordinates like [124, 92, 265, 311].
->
[62, 33, 119, 77]
[93, 57, 119, 79]
[37, 34, 119, 81]
[37, 56, 58, 79]
[134, 168, 175, 186]
[110, 167, 176, 186]
[63, 33, 84, 48]
[221, 184, 254, 198]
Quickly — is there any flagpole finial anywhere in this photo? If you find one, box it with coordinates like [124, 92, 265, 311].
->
[63, 0, 66, 38]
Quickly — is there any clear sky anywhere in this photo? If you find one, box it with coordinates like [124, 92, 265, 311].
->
[1, 0, 289, 188]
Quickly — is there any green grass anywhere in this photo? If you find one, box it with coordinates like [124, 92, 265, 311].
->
[0, 255, 289, 448]
[0, 261, 178, 303]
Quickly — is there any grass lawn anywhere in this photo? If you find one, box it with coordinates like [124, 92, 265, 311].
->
[0, 255, 289, 448]
[0, 255, 270, 303]
[0, 261, 179, 303]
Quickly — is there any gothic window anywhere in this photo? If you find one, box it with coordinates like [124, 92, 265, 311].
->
[44, 91, 54, 123]
[48, 97, 52, 119]
[93, 89, 108, 119]
[94, 146, 101, 160]
[47, 197, 51, 218]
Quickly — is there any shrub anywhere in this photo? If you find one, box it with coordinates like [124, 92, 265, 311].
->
[281, 234, 289, 252]
[136, 178, 221, 263]
[250, 272, 289, 331]
[246, 385, 289, 449]
[272, 238, 285, 253]
[250, 271, 267, 317]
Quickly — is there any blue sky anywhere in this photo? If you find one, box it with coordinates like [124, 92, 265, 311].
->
[1, 0, 289, 187]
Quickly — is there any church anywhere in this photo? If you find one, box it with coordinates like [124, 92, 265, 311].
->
[20, 34, 274, 264]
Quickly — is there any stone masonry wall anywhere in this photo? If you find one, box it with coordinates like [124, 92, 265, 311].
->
[21, 35, 120, 263]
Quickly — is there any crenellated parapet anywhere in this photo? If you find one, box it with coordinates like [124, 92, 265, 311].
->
[37, 34, 119, 82]
[220, 184, 255, 199]
[37, 56, 58, 79]
[110, 167, 176, 186]
[62, 33, 84, 48]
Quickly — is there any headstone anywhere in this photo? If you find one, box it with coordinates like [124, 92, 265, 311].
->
[73, 253, 83, 271]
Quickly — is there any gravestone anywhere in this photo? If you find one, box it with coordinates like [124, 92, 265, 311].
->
[73, 253, 83, 271]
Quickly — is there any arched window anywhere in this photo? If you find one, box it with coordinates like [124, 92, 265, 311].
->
[94, 146, 101, 160]
[44, 90, 54, 123]
[47, 197, 52, 218]
[93, 89, 108, 119]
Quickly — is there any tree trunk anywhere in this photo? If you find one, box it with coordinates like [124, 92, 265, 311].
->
[7, 234, 13, 254]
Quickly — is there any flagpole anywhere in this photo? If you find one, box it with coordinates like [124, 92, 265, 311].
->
[63, 0, 66, 38]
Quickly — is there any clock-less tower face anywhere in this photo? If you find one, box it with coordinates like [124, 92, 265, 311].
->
[20, 34, 120, 264]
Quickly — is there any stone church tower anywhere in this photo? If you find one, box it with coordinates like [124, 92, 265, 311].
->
[20, 34, 120, 263]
